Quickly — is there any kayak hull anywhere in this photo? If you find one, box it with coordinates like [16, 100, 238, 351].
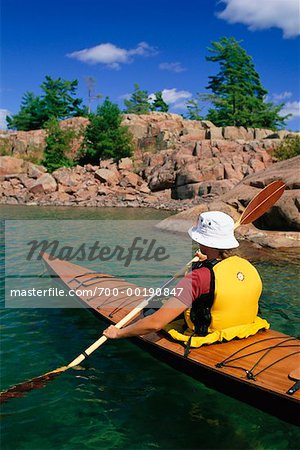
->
[41, 253, 300, 426]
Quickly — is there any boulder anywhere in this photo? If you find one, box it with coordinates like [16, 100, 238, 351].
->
[254, 129, 273, 140]
[193, 141, 213, 158]
[94, 168, 119, 185]
[139, 183, 151, 194]
[27, 162, 47, 179]
[29, 174, 57, 194]
[244, 155, 300, 190]
[84, 164, 98, 172]
[223, 126, 254, 141]
[198, 180, 236, 197]
[56, 192, 72, 203]
[250, 159, 266, 172]
[97, 186, 111, 196]
[0, 156, 26, 176]
[122, 193, 136, 201]
[172, 183, 202, 200]
[75, 186, 98, 201]
[223, 162, 242, 180]
[119, 171, 141, 188]
[206, 127, 223, 140]
[180, 130, 206, 142]
[176, 165, 203, 186]
[52, 168, 80, 186]
[99, 159, 117, 170]
[118, 157, 133, 170]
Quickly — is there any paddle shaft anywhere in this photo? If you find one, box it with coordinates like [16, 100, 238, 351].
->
[68, 276, 176, 368]
[68, 300, 149, 367]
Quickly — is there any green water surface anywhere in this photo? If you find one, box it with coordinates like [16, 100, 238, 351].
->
[0, 205, 299, 450]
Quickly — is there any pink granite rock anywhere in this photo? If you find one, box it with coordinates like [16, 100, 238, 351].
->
[29, 174, 57, 194]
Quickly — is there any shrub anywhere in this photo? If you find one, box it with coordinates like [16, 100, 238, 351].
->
[79, 98, 133, 164]
[273, 136, 300, 161]
[42, 118, 75, 172]
[0, 145, 11, 156]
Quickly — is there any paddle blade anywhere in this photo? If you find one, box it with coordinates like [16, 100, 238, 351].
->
[0, 366, 67, 404]
[236, 180, 286, 228]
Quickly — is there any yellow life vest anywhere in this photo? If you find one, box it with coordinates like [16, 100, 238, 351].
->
[164, 256, 270, 348]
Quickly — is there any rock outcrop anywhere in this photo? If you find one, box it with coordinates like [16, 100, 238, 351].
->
[1, 113, 298, 164]
[156, 156, 300, 251]
[0, 156, 193, 209]
[139, 139, 273, 199]
[2, 113, 299, 204]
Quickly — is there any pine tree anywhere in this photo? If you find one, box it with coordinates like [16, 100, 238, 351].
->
[185, 98, 203, 121]
[205, 37, 289, 129]
[124, 83, 151, 114]
[41, 76, 86, 120]
[7, 76, 87, 131]
[79, 98, 133, 164]
[151, 91, 169, 112]
[43, 118, 74, 172]
[6, 92, 48, 131]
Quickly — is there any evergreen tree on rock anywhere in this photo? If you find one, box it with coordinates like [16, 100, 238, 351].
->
[124, 84, 151, 114]
[41, 76, 85, 120]
[185, 97, 203, 121]
[7, 76, 87, 131]
[6, 92, 48, 131]
[205, 37, 289, 129]
[79, 98, 133, 164]
[151, 91, 169, 112]
[43, 118, 74, 172]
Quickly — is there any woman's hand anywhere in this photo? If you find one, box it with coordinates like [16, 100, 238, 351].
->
[103, 325, 120, 339]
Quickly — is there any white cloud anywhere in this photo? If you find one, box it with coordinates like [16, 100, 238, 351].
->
[159, 62, 186, 73]
[281, 101, 300, 117]
[161, 88, 192, 104]
[170, 101, 189, 111]
[148, 89, 192, 110]
[0, 109, 10, 130]
[217, 0, 300, 38]
[272, 91, 293, 102]
[67, 41, 158, 69]
[123, 88, 192, 110]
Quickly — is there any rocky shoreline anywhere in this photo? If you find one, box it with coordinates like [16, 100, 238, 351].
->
[0, 155, 203, 211]
[1, 113, 299, 256]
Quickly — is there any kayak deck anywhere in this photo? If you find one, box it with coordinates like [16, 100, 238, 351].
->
[41, 253, 300, 426]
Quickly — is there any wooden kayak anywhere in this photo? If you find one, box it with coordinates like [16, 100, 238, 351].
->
[42, 253, 300, 426]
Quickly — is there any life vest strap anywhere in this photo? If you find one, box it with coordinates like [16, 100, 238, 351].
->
[189, 259, 219, 336]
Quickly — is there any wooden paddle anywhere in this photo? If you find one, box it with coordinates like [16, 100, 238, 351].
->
[0, 179, 286, 403]
[234, 180, 286, 229]
[287, 367, 300, 395]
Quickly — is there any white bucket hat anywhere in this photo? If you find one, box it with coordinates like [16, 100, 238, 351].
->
[188, 211, 239, 249]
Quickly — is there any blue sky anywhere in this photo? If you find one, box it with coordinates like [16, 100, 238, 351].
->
[1, 0, 299, 130]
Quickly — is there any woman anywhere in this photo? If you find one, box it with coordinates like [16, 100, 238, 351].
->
[103, 211, 269, 346]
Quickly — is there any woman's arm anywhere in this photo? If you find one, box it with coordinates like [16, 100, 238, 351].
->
[103, 296, 187, 339]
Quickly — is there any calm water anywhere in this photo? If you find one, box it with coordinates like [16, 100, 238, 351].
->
[1, 205, 300, 450]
